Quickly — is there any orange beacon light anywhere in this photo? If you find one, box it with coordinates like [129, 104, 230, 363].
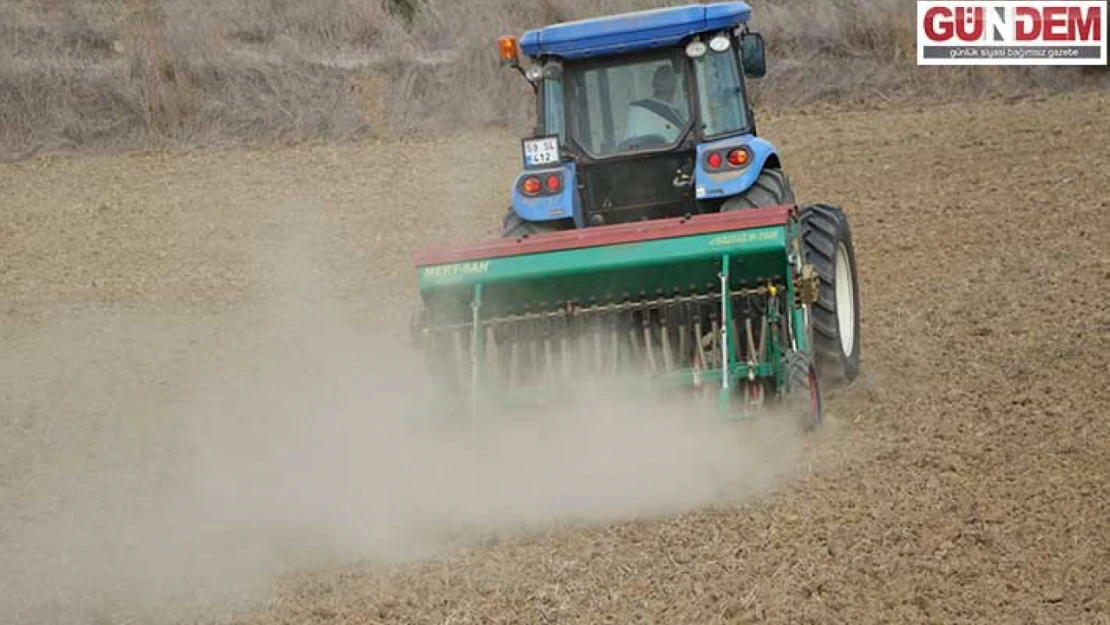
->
[499, 35, 520, 67]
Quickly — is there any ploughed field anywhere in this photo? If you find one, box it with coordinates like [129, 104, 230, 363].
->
[1, 92, 1107, 624]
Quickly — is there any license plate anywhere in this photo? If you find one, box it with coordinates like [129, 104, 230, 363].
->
[522, 136, 560, 167]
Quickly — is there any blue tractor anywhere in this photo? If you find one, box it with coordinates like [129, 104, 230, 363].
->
[491, 1, 861, 384]
[500, 1, 794, 236]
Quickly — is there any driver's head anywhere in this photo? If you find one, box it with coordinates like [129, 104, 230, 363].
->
[652, 65, 677, 102]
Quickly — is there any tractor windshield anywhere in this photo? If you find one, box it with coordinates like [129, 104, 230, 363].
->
[564, 52, 692, 159]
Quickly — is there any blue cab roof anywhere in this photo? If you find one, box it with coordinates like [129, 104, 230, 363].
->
[519, 2, 752, 60]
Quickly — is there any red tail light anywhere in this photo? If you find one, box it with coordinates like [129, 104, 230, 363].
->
[544, 174, 562, 192]
[727, 149, 749, 167]
[706, 152, 723, 169]
[522, 176, 542, 195]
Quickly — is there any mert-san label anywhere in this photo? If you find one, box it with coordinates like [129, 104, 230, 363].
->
[423, 261, 491, 279]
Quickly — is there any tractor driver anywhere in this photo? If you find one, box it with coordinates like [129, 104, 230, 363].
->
[625, 65, 687, 144]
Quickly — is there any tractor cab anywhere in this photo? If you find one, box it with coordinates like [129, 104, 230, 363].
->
[500, 2, 779, 235]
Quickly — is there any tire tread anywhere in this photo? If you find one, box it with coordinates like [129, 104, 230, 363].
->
[721, 168, 796, 212]
[799, 203, 861, 383]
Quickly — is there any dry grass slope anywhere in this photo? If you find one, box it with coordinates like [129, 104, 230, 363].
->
[1, 0, 1107, 157]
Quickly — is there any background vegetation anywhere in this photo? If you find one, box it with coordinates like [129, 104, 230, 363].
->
[1, 0, 1105, 157]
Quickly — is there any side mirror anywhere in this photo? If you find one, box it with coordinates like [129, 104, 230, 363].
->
[740, 32, 766, 78]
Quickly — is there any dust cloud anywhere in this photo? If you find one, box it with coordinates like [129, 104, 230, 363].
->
[0, 214, 805, 624]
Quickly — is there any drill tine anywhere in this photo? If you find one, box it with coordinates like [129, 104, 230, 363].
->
[609, 315, 620, 375]
[537, 321, 547, 386]
[578, 314, 588, 384]
[675, 303, 684, 366]
[544, 332, 556, 393]
[674, 315, 683, 368]
[660, 303, 674, 373]
[533, 320, 542, 391]
[508, 329, 520, 391]
[679, 301, 692, 369]
[561, 317, 571, 383]
[574, 317, 587, 385]
[587, 317, 598, 383]
[599, 313, 608, 375]
[661, 324, 674, 373]
[694, 318, 707, 373]
[577, 314, 588, 379]
[593, 316, 604, 376]
[528, 325, 539, 386]
[643, 310, 657, 374]
[628, 315, 641, 372]
[560, 330, 572, 384]
[745, 317, 756, 364]
[586, 316, 597, 378]
[527, 323, 534, 387]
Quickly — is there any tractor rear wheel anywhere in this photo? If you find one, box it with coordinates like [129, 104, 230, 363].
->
[800, 203, 861, 384]
[721, 168, 796, 211]
[785, 351, 822, 431]
[501, 208, 572, 238]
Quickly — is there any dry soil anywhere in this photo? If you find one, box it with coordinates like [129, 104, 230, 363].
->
[1, 92, 1108, 625]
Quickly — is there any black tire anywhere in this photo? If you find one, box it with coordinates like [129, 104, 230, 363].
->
[785, 351, 822, 432]
[721, 168, 796, 211]
[799, 203, 861, 384]
[501, 208, 573, 238]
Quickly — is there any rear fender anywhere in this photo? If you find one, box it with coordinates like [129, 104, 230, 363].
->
[511, 162, 579, 224]
[695, 135, 779, 202]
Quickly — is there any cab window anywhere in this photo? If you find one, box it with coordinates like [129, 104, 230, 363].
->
[695, 44, 748, 137]
[565, 52, 692, 158]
